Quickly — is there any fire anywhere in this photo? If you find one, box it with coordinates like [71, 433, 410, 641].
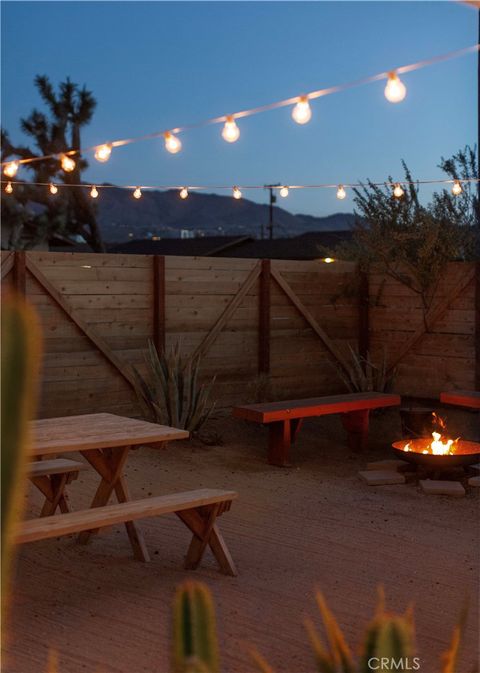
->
[403, 414, 460, 456]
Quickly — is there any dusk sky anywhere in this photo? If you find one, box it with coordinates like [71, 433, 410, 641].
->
[1, 1, 477, 216]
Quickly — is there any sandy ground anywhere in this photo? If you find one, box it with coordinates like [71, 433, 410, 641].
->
[3, 408, 479, 673]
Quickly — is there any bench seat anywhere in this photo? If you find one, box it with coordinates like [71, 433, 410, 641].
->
[233, 392, 401, 466]
[28, 458, 88, 516]
[440, 391, 480, 410]
[16, 488, 238, 575]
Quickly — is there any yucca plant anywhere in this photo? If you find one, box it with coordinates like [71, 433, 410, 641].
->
[172, 581, 467, 673]
[133, 341, 216, 433]
[335, 346, 395, 394]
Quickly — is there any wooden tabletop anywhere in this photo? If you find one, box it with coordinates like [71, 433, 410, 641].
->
[440, 391, 480, 410]
[30, 413, 189, 457]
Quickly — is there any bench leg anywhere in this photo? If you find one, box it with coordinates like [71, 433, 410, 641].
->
[31, 474, 71, 516]
[177, 505, 237, 576]
[267, 421, 292, 467]
[341, 409, 370, 452]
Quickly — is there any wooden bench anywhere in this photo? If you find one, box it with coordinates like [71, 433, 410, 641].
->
[16, 488, 238, 575]
[440, 391, 480, 410]
[233, 392, 401, 466]
[27, 458, 88, 516]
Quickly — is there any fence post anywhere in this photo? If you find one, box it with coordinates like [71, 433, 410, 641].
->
[153, 255, 166, 353]
[258, 259, 271, 373]
[358, 267, 369, 359]
[13, 251, 26, 297]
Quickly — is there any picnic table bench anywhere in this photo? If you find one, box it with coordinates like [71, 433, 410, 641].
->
[28, 457, 88, 516]
[16, 488, 238, 576]
[440, 390, 480, 410]
[233, 392, 401, 466]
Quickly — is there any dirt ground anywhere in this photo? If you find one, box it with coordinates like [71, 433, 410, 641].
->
[4, 407, 479, 673]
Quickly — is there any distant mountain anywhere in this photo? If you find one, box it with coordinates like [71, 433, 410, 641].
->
[95, 186, 357, 243]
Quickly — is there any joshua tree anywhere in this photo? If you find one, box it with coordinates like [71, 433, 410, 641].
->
[1, 76, 105, 251]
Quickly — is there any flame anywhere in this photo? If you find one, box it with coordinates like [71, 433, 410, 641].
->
[402, 414, 459, 456]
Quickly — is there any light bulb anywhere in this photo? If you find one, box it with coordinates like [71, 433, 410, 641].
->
[323, 257, 335, 264]
[393, 183, 404, 198]
[279, 186, 289, 198]
[384, 72, 407, 103]
[49, 183, 58, 195]
[336, 185, 347, 200]
[90, 185, 99, 199]
[164, 132, 182, 154]
[222, 116, 240, 143]
[5, 181, 13, 194]
[3, 161, 19, 177]
[94, 144, 112, 163]
[133, 187, 142, 199]
[451, 180, 462, 196]
[179, 187, 189, 200]
[233, 186, 242, 200]
[291, 96, 312, 124]
[61, 154, 76, 172]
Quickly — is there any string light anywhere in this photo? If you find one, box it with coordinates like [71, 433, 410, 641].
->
[336, 185, 347, 200]
[49, 183, 58, 195]
[279, 186, 289, 197]
[164, 132, 182, 154]
[384, 72, 407, 103]
[61, 154, 76, 172]
[322, 257, 335, 264]
[233, 186, 242, 200]
[94, 144, 112, 163]
[133, 187, 142, 199]
[1, 44, 478, 171]
[393, 183, 405, 198]
[90, 185, 99, 199]
[222, 116, 240, 143]
[292, 96, 312, 124]
[3, 161, 19, 177]
[5, 181, 13, 193]
[179, 187, 189, 199]
[451, 180, 463, 196]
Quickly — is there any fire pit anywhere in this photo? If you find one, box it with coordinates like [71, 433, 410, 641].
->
[392, 412, 480, 470]
[392, 436, 480, 469]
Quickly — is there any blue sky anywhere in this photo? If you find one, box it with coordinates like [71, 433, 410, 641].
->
[1, 1, 477, 216]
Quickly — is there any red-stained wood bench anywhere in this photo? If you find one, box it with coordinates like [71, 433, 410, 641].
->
[440, 391, 480, 410]
[233, 392, 401, 466]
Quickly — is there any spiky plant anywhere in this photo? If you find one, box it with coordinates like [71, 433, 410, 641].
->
[334, 346, 395, 394]
[133, 341, 216, 433]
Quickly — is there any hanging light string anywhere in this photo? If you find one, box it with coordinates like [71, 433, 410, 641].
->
[2, 43, 478, 171]
[2, 177, 477, 198]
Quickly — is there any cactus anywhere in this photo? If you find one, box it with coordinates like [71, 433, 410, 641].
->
[172, 581, 220, 673]
[1, 294, 41, 621]
[133, 341, 216, 433]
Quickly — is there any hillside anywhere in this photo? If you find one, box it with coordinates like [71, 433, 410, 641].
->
[95, 187, 357, 242]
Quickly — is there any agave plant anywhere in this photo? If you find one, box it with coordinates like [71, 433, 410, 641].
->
[133, 341, 216, 433]
[335, 346, 396, 394]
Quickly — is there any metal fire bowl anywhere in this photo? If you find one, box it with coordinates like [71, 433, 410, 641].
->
[392, 438, 480, 469]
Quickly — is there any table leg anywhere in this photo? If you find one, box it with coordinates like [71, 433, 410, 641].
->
[341, 409, 370, 452]
[77, 446, 149, 562]
[267, 420, 292, 467]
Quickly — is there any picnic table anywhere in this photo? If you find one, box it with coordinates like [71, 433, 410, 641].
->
[29, 413, 189, 562]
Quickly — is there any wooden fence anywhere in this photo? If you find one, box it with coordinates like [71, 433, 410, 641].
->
[1, 251, 478, 418]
